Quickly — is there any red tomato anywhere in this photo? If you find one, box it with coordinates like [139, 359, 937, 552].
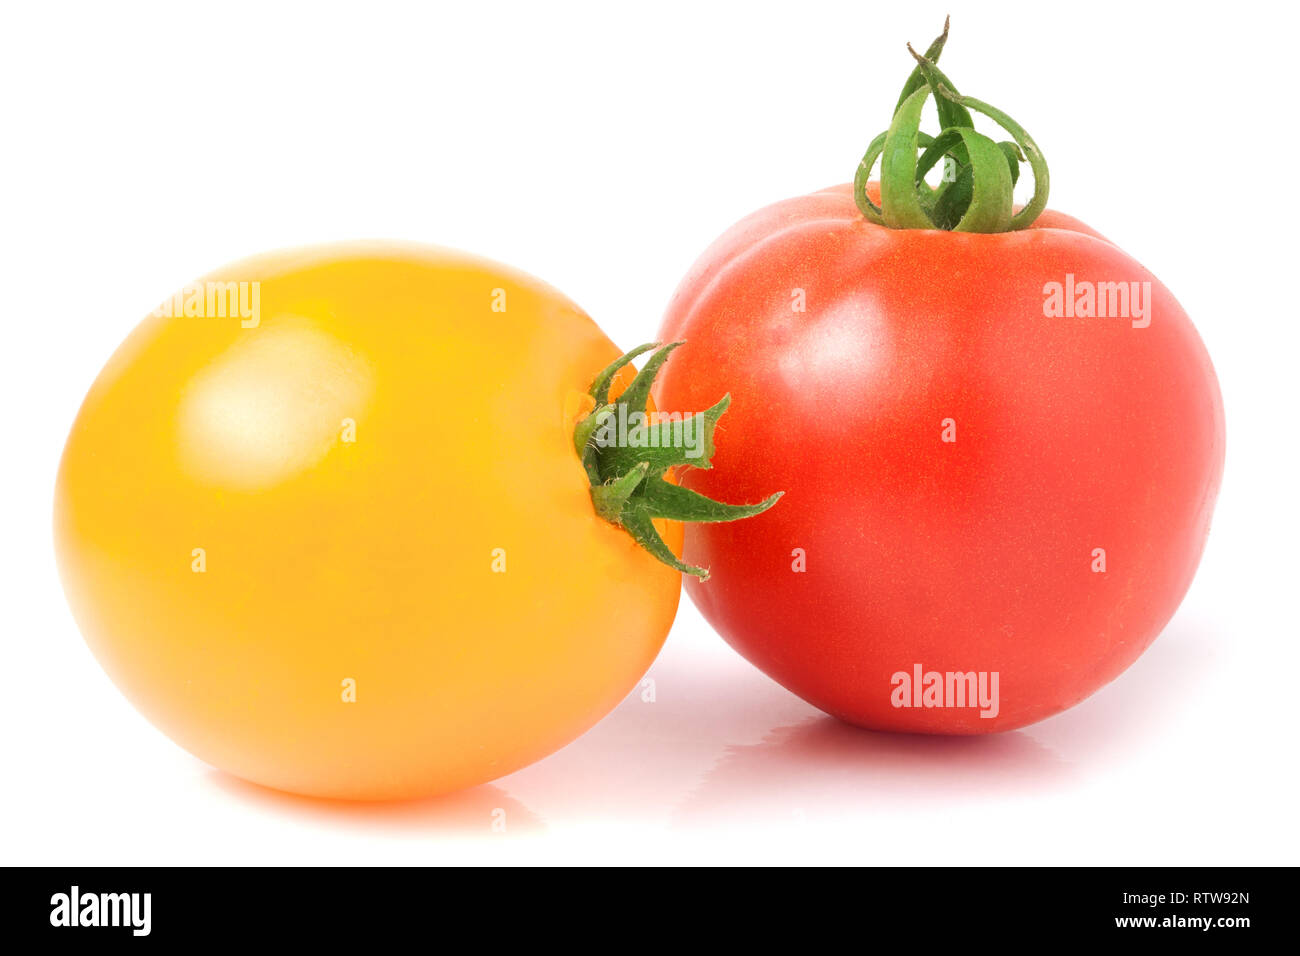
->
[655, 182, 1224, 733]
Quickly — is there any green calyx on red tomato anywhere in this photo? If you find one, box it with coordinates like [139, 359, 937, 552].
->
[574, 342, 783, 580]
[854, 17, 1049, 233]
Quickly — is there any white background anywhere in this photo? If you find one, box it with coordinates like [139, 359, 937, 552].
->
[2, 1, 1296, 865]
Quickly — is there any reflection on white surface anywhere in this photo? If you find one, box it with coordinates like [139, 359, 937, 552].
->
[198, 605, 1219, 849]
[209, 774, 547, 836]
[497, 610, 1218, 831]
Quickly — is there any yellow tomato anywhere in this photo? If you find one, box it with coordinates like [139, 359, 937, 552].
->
[54, 243, 684, 800]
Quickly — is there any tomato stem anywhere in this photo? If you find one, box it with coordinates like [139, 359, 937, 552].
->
[574, 343, 782, 579]
[853, 18, 1050, 232]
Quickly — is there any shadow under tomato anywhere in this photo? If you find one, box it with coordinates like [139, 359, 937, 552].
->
[667, 617, 1219, 827]
[503, 615, 1217, 828]
[670, 716, 1069, 828]
[207, 770, 546, 835]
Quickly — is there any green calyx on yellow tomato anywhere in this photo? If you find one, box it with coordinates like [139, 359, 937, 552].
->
[574, 342, 782, 580]
[853, 17, 1050, 233]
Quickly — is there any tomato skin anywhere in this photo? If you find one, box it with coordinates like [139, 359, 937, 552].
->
[55, 243, 681, 799]
[656, 184, 1224, 733]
